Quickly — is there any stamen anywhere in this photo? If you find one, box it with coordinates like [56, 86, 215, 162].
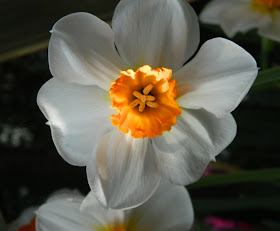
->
[131, 84, 158, 111]
[133, 91, 143, 100]
[146, 95, 155, 101]
[146, 101, 159, 108]
[143, 84, 153, 95]
[140, 95, 146, 103]
[139, 102, 146, 112]
[129, 99, 141, 108]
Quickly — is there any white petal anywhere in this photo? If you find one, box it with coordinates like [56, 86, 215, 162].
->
[36, 194, 92, 231]
[200, 0, 270, 38]
[152, 109, 236, 185]
[112, 0, 199, 71]
[37, 78, 113, 166]
[175, 38, 258, 118]
[125, 182, 194, 231]
[49, 12, 128, 90]
[200, 0, 236, 25]
[259, 12, 280, 42]
[46, 189, 83, 203]
[80, 192, 124, 227]
[86, 129, 161, 209]
[220, 3, 271, 37]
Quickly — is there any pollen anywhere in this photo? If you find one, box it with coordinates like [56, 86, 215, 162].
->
[109, 65, 181, 138]
[252, 0, 280, 8]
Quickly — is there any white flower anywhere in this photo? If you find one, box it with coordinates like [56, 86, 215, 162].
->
[13, 184, 194, 231]
[37, 0, 258, 209]
[200, 0, 280, 42]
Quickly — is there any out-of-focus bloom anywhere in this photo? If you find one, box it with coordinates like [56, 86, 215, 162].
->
[200, 0, 280, 42]
[37, 0, 258, 209]
[203, 166, 213, 176]
[13, 184, 194, 231]
[205, 216, 256, 231]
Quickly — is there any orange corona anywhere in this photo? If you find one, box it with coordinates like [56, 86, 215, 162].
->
[17, 217, 36, 231]
[253, 0, 280, 8]
[109, 65, 181, 138]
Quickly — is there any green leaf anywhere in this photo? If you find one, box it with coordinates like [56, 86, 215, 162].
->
[252, 67, 280, 89]
[193, 195, 280, 214]
[188, 168, 280, 189]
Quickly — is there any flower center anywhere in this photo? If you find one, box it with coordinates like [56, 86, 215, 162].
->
[95, 223, 127, 231]
[252, 0, 280, 8]
[109, 65, 181, 138]
[129, 84, 158, 112]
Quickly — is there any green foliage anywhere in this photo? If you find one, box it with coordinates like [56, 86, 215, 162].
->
[252, 67, 280, 89]
[189, 168, 280, 189]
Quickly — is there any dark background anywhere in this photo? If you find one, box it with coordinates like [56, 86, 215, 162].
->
[1, 0, 280, 230]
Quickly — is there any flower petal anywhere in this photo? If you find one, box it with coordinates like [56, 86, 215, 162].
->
[36, 193, 92, 231]
[86, 129, 161, 209]
[152, 109, 236, 185]
[37, 78, 113, 166]
[200, 0, 235, 25]
[175, 38, 258, 118]
[125, 182, 194, 231]
[200, 0, 271, 38]
[80, 192, 124, 227]
[112, 0, 199, 71]
[49, 12, 128, 90]
[258, 12, 280, 42]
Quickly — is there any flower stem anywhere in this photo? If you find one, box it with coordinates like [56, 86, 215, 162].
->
[261, 37, 274, 69]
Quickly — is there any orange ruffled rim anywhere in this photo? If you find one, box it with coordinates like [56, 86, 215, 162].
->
[109, 65, 181, 139]
[17, 217, 36, 231]
[253, 0, 280, 8]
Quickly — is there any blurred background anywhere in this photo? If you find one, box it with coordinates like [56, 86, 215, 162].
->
[0, 0, 280, 230]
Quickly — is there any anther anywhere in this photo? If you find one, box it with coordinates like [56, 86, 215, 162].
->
[129, 99, 141, 108]
[143, 84, 153, 95]
[146, 101, 159, 108]
[141, 95, 146, 103]
[139, 102, 146, 112]
[131, 84, 157, 112]
[146, 95, 155, 101]
[133, 91, 143, 100]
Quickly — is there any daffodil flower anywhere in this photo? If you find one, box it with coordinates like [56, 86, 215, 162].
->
[37, 0, 258, 209]
[200, 0, 280, 42]
[11, 184, 194, 231]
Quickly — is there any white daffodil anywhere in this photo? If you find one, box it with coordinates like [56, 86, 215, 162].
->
[12, 184, 194, 231]
[200, 0, 280, 42]
[37, 0, 258, 209]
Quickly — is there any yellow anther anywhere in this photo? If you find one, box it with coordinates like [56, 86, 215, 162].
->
[146, 101, 159, 108]
[131, 84, 158, 111]
[139, 102, 146, 112]
[141, 95, 146, 103]
[146, 95, 155, 101]
[129, 99, 141, 108]
[143, 84, 153, 95]
[133, 91, 143, 100]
